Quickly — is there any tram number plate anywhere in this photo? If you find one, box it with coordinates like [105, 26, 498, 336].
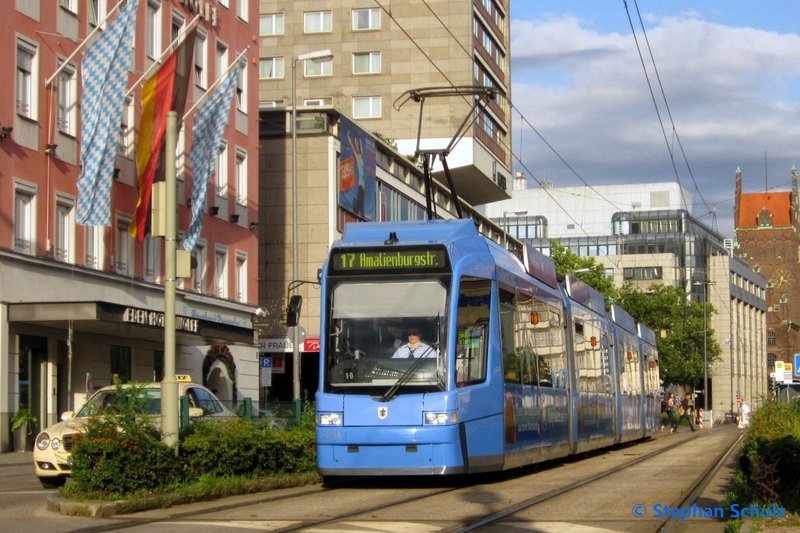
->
[343, 363, 357, 383]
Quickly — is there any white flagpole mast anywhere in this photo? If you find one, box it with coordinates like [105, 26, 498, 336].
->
[182, 46, 249, 121]
[125, 14, 201, 98]
[45, 1, 124, 87]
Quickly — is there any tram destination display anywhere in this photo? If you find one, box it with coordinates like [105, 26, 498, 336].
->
[330, 247, 449, 274]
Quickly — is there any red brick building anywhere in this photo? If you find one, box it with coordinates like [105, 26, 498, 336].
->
[1, 0, 260, 452]
[734, 166, 800, 368]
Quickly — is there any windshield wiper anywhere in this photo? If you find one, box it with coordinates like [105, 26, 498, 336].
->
[380, 345, 437, 403]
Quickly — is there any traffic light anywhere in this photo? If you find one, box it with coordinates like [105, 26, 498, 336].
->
[284, 295, 303, 327]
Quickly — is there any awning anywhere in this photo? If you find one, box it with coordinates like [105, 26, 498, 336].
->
[8, 301, 255, 346]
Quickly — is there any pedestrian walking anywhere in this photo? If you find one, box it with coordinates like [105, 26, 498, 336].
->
[665, 392, 679, 433]
[679, 393, 696, 432]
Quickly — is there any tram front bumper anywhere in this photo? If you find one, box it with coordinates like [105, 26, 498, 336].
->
[316, 425, 464, 476]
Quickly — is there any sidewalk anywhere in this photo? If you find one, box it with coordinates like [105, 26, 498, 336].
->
[0, 450, 33, 467]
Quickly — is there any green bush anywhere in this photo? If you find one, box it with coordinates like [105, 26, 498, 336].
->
[70, 383, 184, 496]
[68, 393, 317, 498]
[181, 403, 316, 477]
[731, 401, 800, 512]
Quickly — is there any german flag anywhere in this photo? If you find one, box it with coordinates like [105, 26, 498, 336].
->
[130, 29, 195, 240]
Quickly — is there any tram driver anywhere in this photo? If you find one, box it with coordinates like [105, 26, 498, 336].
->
[392, 327, 437, 358]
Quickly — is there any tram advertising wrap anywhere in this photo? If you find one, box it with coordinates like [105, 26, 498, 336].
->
[316, 220, 661, 477]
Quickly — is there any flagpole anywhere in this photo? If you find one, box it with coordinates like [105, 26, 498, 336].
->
[45, 1, 124, 87]
[126, 15, 201, 98]
[183, 46, 249, 121]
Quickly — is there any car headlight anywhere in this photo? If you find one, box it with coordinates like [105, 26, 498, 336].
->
[35, 433, 51, 451]
[424, 412, 457, 424]
[52, 438, 61, 451]
[319, 412, 343, 426]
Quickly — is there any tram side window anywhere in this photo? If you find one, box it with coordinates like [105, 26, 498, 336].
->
[499, 286, 519, 385]
[619, 341, 642, 395]
[642, 348, 659, 396]
[515, 291, 537, 386]
[574, 319, 604, 392]
[539, 302, 565, 388]
[457, 278, 492, 386]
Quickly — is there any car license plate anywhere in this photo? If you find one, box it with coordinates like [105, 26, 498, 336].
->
[66, 455, 72, 466]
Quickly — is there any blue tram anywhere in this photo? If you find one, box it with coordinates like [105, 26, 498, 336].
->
[316, 220, 660, 476]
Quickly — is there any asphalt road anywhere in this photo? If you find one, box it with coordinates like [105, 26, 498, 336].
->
[0, 426, 743, 533]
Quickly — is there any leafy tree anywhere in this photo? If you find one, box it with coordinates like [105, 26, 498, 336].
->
[549, 240, 617, 304]
[616, 283, 722, 387]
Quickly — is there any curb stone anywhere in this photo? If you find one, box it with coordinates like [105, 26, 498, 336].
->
[47, 493, 122, 518]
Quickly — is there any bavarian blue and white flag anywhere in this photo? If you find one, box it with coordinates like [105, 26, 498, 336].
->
[77, 0, 139, 226]
[183, 63, 240, 251]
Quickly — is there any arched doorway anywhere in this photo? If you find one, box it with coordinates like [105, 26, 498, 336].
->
[202, 345, 237, 401]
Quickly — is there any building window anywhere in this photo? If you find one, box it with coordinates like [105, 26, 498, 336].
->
[218, 0, 228, 7]
[215, 41, 228, 80]
[171, 10, 185, 41]
[304, 97, 331, 106]
[14, 189, 34, 255]
[85, 225, 102, 269]
[16, 39, 37, 120]
[145, 0, 161, 60]
[192, 243, 207, 293]
[352, 8, 380, 30]
[353, 96, 381, 118]
[59, 0, 77, 13]
[215, 142, 228, 197]
[261, 99, 284, 108]
[236, 0, 248, 23]
[118, 96, 132, 155]
[235, 252, 247, 302]
[88, 0, 104, 27]
[304, 11, 332, 33]
[259, 57, 284, 79]
[56, 60, 77, 136]
[110, 346, 131, 383]
[767, 331, 776, 345]
[153, 350, 164, 382]
[353, 52, 381, 74]
[215, 247, 228, 298]
[235, 58, 246, 111]
[260, 13, 283, 35]
[116, 219, 134, 276]
[235, 148, 247, 205]
[143, 234, 158, 282]
[194, 30, 207, 88]
[55, 199, 74, 263]
[304, 57, 332, 77]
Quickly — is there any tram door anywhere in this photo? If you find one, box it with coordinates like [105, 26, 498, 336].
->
[19, 335, 47, 441]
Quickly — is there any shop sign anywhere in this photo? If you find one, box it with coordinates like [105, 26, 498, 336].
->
[123, 308, 199, 333]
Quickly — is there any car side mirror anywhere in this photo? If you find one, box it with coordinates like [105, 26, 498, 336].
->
[60, 411, 75, 421]
[188, 407, 204, 418]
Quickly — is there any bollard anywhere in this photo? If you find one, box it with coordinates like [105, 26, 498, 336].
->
[697, 408, 704, 430]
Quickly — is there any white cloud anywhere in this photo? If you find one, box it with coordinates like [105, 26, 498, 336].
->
[509, 14, 800, 237]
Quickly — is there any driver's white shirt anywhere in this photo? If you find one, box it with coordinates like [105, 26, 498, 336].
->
[392, 342, 436, 358]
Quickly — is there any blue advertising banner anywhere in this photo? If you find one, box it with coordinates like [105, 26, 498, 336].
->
[339, 116, 377, 220]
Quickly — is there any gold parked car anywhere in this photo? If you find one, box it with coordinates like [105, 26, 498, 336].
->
[33, 376, 232, 489]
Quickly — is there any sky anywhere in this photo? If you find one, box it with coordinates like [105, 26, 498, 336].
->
[508, 0, 800, 239]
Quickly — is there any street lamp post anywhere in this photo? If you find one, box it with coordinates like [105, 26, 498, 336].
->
[693, 280, 715, 413]
[291, 50, 333, 403]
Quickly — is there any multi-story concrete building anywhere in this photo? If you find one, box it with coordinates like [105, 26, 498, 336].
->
[734, 166, 800, 372]
[1, 0, 261, 452]
[255, 0, 514, 399]
[257, 0, 512, 208]
[485, 180, 767, 419]
[257, 107, 511, 400]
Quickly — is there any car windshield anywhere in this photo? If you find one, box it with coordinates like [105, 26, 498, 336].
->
[325, 279, 449, 394]
[76, 389, 162, 417]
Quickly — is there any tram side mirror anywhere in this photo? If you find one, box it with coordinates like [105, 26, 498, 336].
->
[284, 295, 303, 327]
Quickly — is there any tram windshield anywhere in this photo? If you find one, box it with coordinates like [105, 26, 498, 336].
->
[325, 279, 449, 394]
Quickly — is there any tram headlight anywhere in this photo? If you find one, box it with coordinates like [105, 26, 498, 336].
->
[319, 412, 343, 426]
[424, 412, 456, 425]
